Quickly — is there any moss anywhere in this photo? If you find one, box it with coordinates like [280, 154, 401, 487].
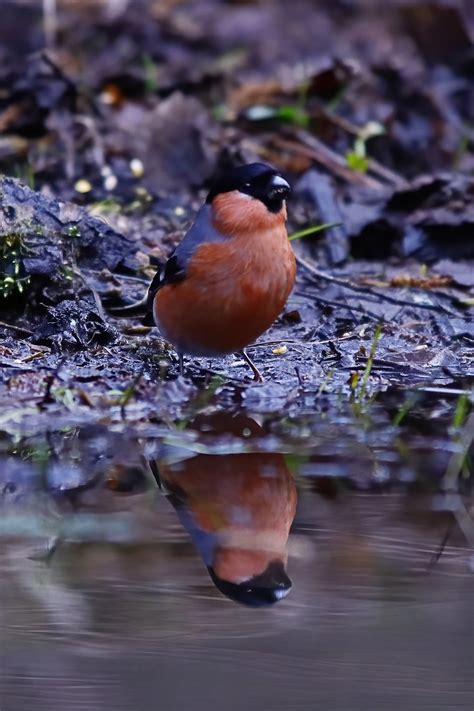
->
[66, 224, 81, 238]
[0, 233, 30, 298]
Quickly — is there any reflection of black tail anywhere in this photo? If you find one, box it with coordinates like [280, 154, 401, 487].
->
[148, 460, 163, 489]
[208, 560, 292, 607]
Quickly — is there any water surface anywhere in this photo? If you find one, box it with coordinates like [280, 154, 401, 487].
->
[1, 409, 472, 711]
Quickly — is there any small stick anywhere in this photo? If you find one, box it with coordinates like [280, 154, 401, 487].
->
[0, 321, 33, 336]
[272, 133, 384, 190]
[240, 349, 264, 382]
[315, 107, 408, 188]
[297, 254, 463, 317]
[297, 170, 349, 265]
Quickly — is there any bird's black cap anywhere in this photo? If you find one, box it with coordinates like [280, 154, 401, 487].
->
[206, 162, 290, 213]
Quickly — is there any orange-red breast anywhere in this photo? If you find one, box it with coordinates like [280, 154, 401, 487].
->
[152, 413, 297, 605]
[146, 163, 296, 380]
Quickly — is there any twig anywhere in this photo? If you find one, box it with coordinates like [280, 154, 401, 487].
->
[273, 132, 384, 190]
[74, 115, 105, 171]
[297, 170, 349, 265]
[73, 268, 106, 320]
[246, 331, 362, 350]
[301, 282, 394, 307]
[343, 358, 435, 376]
[297, 254, 463, 317]
[81, 269, 150, 285]
[428, 520, 455, 568]
[42, 0, 57, 48]
[315, 107, 408, 188]
[416, 387, 474, 396]
[0, 362, 32, 372]
[108, 295, 148, 316]
[0, 320, 33, 336]
[293, 290, 381, 320]
[182, 360, 245, 384]
[38, 357, 66, 410]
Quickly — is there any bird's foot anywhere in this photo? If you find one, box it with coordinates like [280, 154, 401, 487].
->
[178, 352, 185, 377]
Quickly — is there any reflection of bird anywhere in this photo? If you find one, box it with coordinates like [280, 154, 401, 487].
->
[152, 414, 297, 606]
[146, 163, 295, 380]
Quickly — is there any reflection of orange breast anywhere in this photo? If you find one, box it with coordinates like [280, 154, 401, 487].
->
[162, 451, 296, 537]
[161, 449, 297, 582]
[158, 414, 297, 600]
[154, 227, 296, 356]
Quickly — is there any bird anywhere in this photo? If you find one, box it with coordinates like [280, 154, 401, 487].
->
[146, 162, 296, 380]
[151, 413, 297, 606]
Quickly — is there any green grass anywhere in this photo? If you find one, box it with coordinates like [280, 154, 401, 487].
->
[289, 223, 341, 241]
[355, 324, 383, 401]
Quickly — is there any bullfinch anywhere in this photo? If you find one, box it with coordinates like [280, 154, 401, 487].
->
[151, 413, 297, 606]
[146, 162, 296, 380]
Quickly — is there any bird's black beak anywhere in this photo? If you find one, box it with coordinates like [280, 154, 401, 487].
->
[208, 559, 292, 607]
[267, 174, 291, 202]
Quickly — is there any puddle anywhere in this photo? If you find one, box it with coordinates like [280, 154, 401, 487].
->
[0, 407, 473, 710]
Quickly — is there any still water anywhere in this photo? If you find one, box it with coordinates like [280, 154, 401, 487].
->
[0, 412, 472, 710]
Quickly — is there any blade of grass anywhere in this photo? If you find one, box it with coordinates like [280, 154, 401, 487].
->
[451, 391, 470, 430]
[289, 223, 342, 241]
[357, 323, 383, 401]
[392, 393, 419, 427]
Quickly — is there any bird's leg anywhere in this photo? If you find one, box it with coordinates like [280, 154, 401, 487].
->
[178, 352, 185, 377]
[239, 349, 264, 382]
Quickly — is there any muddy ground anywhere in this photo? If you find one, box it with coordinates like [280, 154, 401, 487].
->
[0, 0, 472, 495]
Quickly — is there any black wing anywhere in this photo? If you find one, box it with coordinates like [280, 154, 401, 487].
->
[144, 205, 227, 326]
[143, 267, 162, 325]
[143, 254, 187, 325]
